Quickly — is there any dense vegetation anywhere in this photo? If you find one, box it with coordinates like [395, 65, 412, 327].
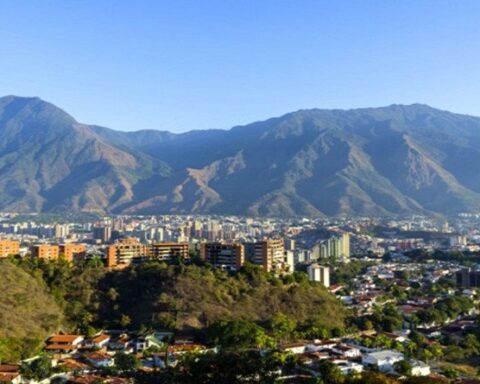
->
[0, 258, 345, 361]
[0, 260, 62, 362]
[403, 249, 480, 266]
[96, 262, 345, 333]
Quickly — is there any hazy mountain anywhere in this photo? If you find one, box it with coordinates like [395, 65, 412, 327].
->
[2, 95, 480, 216]
[0, 96, 171, 213]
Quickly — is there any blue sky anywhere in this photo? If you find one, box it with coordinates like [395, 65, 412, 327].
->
[0, 0, 479, 132]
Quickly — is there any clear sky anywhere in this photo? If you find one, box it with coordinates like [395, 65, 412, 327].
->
[1, 0, 479, 132]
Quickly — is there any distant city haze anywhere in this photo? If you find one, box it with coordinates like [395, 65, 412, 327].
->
[1, 1, 480, 132]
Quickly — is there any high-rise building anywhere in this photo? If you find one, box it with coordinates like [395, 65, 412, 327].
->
[307, 264, 330, 287]
[54, 224, 70, 239]
[200, 242, 244, 271]
[106, 237, 147, 267]
[456, 268, 480, 288]
[340, 233, 350, 259]
[247, 239, 285, 272]
[0, 239, 19, 257]
[315, 233, 350, 260]
[284, 239, 295, 251]
[93, 226, 112, 243]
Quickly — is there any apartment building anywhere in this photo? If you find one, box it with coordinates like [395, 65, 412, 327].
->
[106, 238, 147, 267]
[246, 239, 285, 272]
[31, 244, 60, 260]
[0, 239, 19, 258]
[149, 242, 189, 262]
[59, 244, 87, 262]
[200, 242, 245, 271]
[93, 226, 112, 243]
[456, 268, 480, 288]
[107, 238, 189, 267]
[313, 233, 350, 261]
[307, 263, 330, 287]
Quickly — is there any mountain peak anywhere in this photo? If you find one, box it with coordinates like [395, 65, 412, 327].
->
[1, 96, 480, 216]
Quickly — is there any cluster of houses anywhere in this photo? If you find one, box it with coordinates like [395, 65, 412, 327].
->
[0, 331, 211, 383]
[44, 330, 210, 368]
[280, 338, 431, 377]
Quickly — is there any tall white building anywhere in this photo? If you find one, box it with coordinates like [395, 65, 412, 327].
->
[307, 263, 330, 287]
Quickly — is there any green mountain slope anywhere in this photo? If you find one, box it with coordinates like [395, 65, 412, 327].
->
[96, 263, 345, 331]
[0, 260, 62, 362]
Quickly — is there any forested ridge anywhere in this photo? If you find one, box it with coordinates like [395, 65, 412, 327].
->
[0, 258, 345, 362]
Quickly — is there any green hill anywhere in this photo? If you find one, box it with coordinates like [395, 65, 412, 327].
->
[95, 263, 345, 333]
[0, 260, 62, 362]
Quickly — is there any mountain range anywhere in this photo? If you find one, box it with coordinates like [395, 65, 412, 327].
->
[1, 95, 480, 217]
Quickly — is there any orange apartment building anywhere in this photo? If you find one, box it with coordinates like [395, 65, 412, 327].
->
[106, 238, 190, 267]
[59, 244, 87, 262]
[31, 244, 86, 261]
[107, 238, 147, 267]
[31, 244, 60, 260]
[0, 239, 20, 258]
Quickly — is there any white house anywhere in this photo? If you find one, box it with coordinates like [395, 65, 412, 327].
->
[410, 360, 431, 376]
[280, 342, 306, 354]
[86, 352, 114, 368]
[85, 334, 111, 349]
[332, 344, 361, 358]
[333, 360, 364, 374]
[362, 350, 404, 372]
[305, 340, 337, 352]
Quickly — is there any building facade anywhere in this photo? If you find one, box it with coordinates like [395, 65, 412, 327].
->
[59, 244, 87, 262]
[247, 239, 285, 272]
[307, 263, 330, 287]
[148, 242, 189, 262]
[31, 244, 60, 260]
[200, 242, 244, 271]
[0, 239, 19, 258]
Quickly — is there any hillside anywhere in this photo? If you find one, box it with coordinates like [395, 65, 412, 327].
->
[7, 259, 345, 359]
[0, 96, 170, 213]
[3, 96, 480, 216]
[0, 260, 62, 362]
[95, 263, 345, 332]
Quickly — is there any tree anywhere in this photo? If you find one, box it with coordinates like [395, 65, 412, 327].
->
[179, 349, 285, 384]
[120, 314, 132, 328]
[426, 343, 443, 361]
[20, 355, 54, 380]
[441, 367, 459, 379]
[461, 333, 480, 355]
[404, 341, 417, 359]
[207, 320, 274, 350]
[115, 352, 139, 371]
[393, 360, 412, 376]
[317, 359, 344, 384]
[270, 313, 296, 342]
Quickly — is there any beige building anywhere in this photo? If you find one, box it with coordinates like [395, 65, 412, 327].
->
[200, 242, 245, 271]
[248, 239, 285, 272]
[107, 238, 189, 267]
